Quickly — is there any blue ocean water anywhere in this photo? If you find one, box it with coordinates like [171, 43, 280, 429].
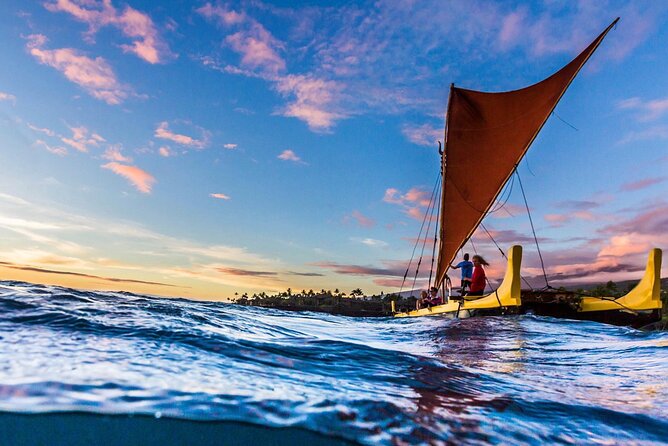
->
[0, 280, 667, 445]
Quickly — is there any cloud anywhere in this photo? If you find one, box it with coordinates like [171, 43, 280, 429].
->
[216, 266, 277, 277]
[44, 0, 173, 64]
[286, 271, 325, 277]
[102, 146, 132, 163]
[0, 91, 16, 104]
[158, 146, 173, 157]
[354, 238, 388, 248]
[102, 162, 156, 193]
[28, 123, 56, 137]
[26, 34, 130, 104]
[210, 193, 230, 200]
[274, 75, 346, 132]
[277, 149, 304, 164]
[223, 143, 237, 150]
[34, 139, 67, 156]
[401, 123, 442, 146]
[154, 121, 210, 148]
[310, 261, 401, 277]
[383, 186, 435, 220]
[0, 260, 177, 287]
[617, 95, 668, 121]
[620, 177, 665, 192]
[348, 210, 375, 228]
[60, 125, 104, 153]
[618, 125, 668, 144]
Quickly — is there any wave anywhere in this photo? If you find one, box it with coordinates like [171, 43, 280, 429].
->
[0, 280, 667, 445]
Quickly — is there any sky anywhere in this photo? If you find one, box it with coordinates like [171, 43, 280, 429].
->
[0, 0, 666, 301]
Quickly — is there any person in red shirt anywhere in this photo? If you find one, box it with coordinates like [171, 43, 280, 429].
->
[467, 255, 489, 296]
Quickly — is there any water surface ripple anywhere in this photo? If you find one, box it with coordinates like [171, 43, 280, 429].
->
[1, 281, 666, 445]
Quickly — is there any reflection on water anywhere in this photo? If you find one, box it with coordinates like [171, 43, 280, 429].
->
[0, 280, 667, 445]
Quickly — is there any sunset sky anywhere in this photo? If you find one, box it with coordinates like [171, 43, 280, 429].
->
[0, 0, 666, 300]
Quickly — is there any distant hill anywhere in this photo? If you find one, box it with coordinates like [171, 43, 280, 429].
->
[556, 277, 668, 292]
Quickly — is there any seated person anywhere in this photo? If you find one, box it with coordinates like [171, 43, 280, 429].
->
[427, 286, 443, 306]
[416, 290, 429, 310]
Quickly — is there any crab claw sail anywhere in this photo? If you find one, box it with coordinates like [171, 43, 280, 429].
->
[434, 18, 619, 287]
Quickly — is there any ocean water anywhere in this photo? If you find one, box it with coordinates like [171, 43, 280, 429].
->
[0, 281, 667, 445]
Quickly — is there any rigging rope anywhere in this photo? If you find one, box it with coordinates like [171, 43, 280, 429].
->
[427, 175, 442, 289]
[480, 223, 534, 290]
[399, 170, 442, 296]
[515, 170, 551, 289]
[410, 175, 439, 292]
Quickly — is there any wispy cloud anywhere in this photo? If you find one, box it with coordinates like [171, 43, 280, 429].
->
[0, 260, 178, 287]
[210, 193, 230, 200]
[216, 266, 277, 277]
[274, 75, 346, 132]
[352, 237, 388, 248]
[346, 210, 375, 228]
[0, 91, 16, 104]
[102, 162, 156, 193]
[34, 139, 67, 156]
[223, 143, 237, 150]
[383, 187, 434, 220]
[618, 125, 668, 144]
[617, 96, 668, 121]
[158, 146, 173, 157]
[26, 34, 131, 104]
[60, 125, 104, 153]
[401, 123, 442, 146]
[102, 146, 131, 162]
[154, 121, 210, 148]
[620, 177, 665, 192]
[277, 149, 305, 164]
[44, 0, 173, 64]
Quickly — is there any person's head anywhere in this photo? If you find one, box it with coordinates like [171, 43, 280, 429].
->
[429, 286, 438, 295]
[420, 290, 428, 298]
[463, 253, 469, 261]
[472, 255, 489, 266]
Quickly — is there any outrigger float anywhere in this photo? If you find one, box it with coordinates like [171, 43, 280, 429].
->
[392, 19, 664, 328]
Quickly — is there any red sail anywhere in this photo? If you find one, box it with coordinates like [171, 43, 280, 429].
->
[435, 19, 618, 287]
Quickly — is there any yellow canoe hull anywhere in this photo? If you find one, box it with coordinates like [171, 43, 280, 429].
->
[394, 245, 522, 318]
[579, 248, 662, 313]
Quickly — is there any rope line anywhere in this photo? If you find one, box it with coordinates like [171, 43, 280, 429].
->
[515, 170, 550, 289]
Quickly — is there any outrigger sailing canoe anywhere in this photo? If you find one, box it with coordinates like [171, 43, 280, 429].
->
[393, 18, 663, 326]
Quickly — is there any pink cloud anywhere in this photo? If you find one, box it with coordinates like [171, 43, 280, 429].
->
[34, 139, 67, 156]
[196, 3, 247, 26]
[226, 25, 285, 74]
[44, 0, 172, 64]
[224, 143, 237, 150]
[277, 149, 304, 163]
[26, 34, 130, 104]
[498, 9, 526, 49]
[350, 210, 375, 228]
[102, 146, 132, 163]
[617, 96, 668, 121]
[102, 162, 155, 193]
[61, 126, 104, 152]
[383, 186, 434, 220]
[0, 91, 16, 104]
[210, 193, 230, 200]
[620, 177, 665, 192]
[154, 121, 209, 148]
[275, 75, 346, 132]
[158, 146, 172, 157]
[401, 123, 442, 147]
